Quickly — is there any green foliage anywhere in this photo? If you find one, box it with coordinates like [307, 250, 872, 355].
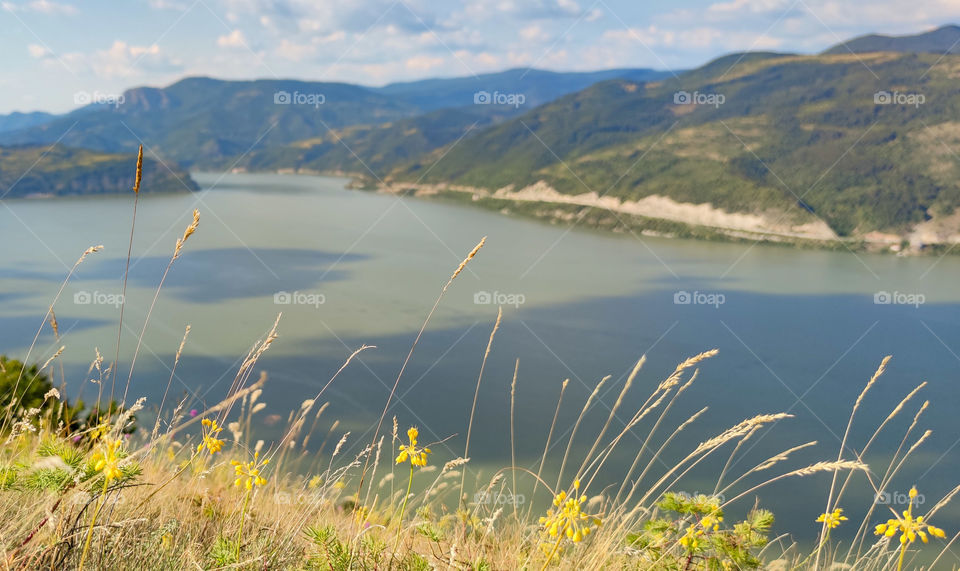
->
[626, 492, 772, 570]
[208, 536, 238, 567]
[415, 521, 444, 542]
[0, 355, 57, 412]
[401, 551, 431, 571]
[305, 524, 352, 570]
[0, 355, 90, 432]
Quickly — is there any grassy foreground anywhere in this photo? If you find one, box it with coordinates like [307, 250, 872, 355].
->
[1, 152, 958, 570]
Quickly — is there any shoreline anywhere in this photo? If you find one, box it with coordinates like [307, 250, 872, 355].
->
[232, 168, 960, 255]
[368, 179, 953, 255]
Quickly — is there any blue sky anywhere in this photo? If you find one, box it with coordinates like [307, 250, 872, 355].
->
[0, 0, 956, 113]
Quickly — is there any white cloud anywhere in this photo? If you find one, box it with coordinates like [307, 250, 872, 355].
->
[604, 25, 784, 51]
[520, 24, 550, 42]
[0, 0, 77, 14]
[27, 44, 50, 58]
[1, 0, 76, 14]
[556, 0, 581, 15]
[276, 38, 315, 61]
[149, 0, 190, 9]
[707, 0, 790, 14]
[51, 41, 183, 79]
[217, 29, 248, 48]
[405, 54, 445, 71]
[94, 42, 178, 77]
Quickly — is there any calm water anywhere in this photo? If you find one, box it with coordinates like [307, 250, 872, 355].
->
[2, 172, 959, 549]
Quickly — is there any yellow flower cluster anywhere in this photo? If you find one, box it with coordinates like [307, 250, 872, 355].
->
[680, 524, 704, 550]
[89, 422, 110, 442]
[817, 508, 848, 529]
[231, 451, 268, 490]
[701, 513, 723, 531]
[91, 438, 123, 482]
[875, 489, 946, 545]
[395, 427, 431, 467]
[197, 418, 225, 455]
[539, 480, 601, 543]
[679, 513, 723, 550]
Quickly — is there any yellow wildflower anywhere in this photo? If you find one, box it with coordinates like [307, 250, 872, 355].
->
[701, 514, 723, 531]
[91, 438, 123, 482]
[231, 451, 269, 490]
[89, 422, 110, 441]
[874, 487, 948, 571]
[196, 418, 225, 454]
[538, 480, 602, 543]
[395, 427, 431, 467]
[817, 508, 848, 529]
[680, 524, 704, 550]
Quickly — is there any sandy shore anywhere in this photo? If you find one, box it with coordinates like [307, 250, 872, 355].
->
[378, 179, 841, 242]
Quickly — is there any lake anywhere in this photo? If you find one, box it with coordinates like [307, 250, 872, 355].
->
[2, 172, 959, 550]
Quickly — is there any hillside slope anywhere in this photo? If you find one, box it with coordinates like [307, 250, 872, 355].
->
[0, 145, 198, 198]
[387, 51, 960, 242]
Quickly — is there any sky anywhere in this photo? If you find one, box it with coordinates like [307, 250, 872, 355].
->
[1, 0, 959, 113]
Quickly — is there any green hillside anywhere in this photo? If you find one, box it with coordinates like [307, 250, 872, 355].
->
[231, 106, 513, 177]
[389, 51, 960, 238]
[0, 144, 197, 198]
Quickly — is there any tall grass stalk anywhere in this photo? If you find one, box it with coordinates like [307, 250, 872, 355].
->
[108, 144, 142, 407]
[459, 306, 502, 509]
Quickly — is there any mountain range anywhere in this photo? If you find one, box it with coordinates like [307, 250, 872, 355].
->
[3, 26, 960, 248]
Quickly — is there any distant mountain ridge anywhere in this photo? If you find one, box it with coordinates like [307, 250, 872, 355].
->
[374, 67, 674, 111]
[824, 24, 960, 55]
[0, 68, 670, 168]
[0, 112, 56, 134]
